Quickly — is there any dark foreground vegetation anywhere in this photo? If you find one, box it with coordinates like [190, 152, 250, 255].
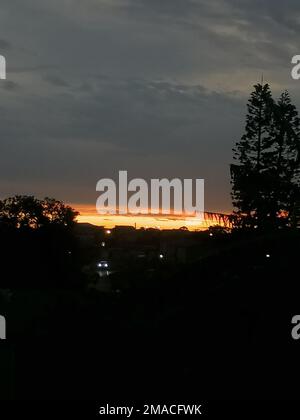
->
[1, 196, 300, 400]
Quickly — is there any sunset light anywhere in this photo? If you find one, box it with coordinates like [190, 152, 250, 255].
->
[72, 204, 230, 230]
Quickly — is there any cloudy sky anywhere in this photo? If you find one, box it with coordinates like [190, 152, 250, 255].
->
[0, 0, 299, 215]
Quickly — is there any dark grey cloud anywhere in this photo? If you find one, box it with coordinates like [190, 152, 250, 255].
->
[0, 80, 19, 91]
[43, 74, 70, 87]
[0, 0, 300, 211]
[0, 39, 11, 50]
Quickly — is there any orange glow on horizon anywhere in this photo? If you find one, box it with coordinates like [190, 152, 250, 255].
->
[70, 203, 228, 231]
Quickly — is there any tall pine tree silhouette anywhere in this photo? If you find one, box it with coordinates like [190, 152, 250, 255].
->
[231, 84, 300, 229]
[231, 83, 274, 229]
[272, 91, 300, 226]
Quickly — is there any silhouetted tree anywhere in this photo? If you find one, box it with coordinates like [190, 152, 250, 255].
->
[271, 92, 300, 223]
[42, 197, 79, 227]
[0, 196, 80, 288]
[0, 195, 78, 229]
[231, 84, 300, 229]
[0, 196, 44, 229]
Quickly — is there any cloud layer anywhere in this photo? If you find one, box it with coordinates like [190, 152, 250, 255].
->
[1, 0, 300, 212]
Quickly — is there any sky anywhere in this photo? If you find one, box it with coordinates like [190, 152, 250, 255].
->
[1, 0, 300, 227]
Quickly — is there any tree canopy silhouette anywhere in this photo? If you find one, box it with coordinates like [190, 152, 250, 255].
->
[0, 196, 78, 229]
[0, 196, 80, 289]
[231, 84, 300, 230]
